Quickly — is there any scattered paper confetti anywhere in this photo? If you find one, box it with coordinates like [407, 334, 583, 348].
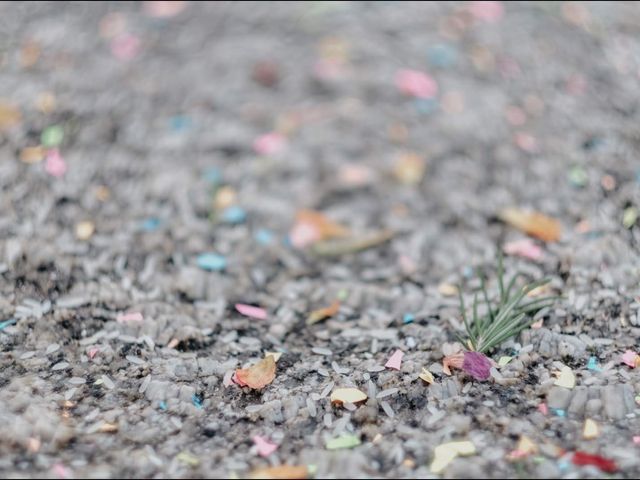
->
[253, 435, 278, 457]
[503, 238, 543, 261]
[265, 351, 283, 362]
[553, 366, 576, 389]
[554, 408, 566, 417]
[330, 387, 367, 406]
[622, 350, 639, 368]
[75, 221, 95, 240]
[568, 165, 588, 188]
[633, 436, 640, 445]
[583, 419, 599, 439]
[419, 368, 434, 384]
[587, 356, 601, 371]
[197, 253, 227, 271]
[326, 434, 361, 450]
[41, 125, 64, 148]
[222, 206, 247, 224]
[116, 312, 144, 323]
[176, 451, 200, 467]
[111, 34, 141, 61]
[395, 69, 438, 99]
[0, 318, 17, 332]
[234, 355, 276, 390]
[437, 283, 458, 296]
[402, 313, 414, 324]
[143, 1, 188, 18]
[255, 229, 274, 245]
[427, 43, 457, 68]
[20, 146, 45, 164]
[51, 463, 71, 479]
[289, 209, 349, 249]
[538, 403, 548, 416]
[572, 451, 617, 473]
[214, 186, 236, 210]
[498, 208, 562, 242]
[306, 300, 340, 325]
[430, 441, 476, 474]
[507, 435, 537, 460]
[623, 207, 638, 229]
[248, 466, 308, 480]
[0, 101, 21, 130]
[468, 1, 504, 22]
[338, 163, 375, 187]
[498, 356, 513, 367]
[191, 394, 203, 409]
[311, 230, 394, 257]
[254, 132, 287, 156]
[45, 149, 67, 177]
[385, 350, 404, 371]
[393, 152, 426, 185]
[235, 304, 267, 320]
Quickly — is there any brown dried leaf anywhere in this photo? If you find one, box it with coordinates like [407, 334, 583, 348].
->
[297, 209, 349, 238]
[235, 355, 276, 390]
[498, 208, 561, 242]
[306, 300, 340, 325]
[248, 465, 308, 480]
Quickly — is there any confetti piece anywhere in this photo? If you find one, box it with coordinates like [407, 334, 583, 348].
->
[306, 300, 340, 326]
[143, 1, 188, 18]
[253, 435, 278, 457]
[633, 436, 640, 445]
[572, 451, 617, 473]
[554, 409, 566, 417]
[623, 207, 638, 229]
[311, 230, 394, 257]
[214, 186, 236, 210]
[87, 347, 99, 359]
[75, 221, 95, 240]
[191, 394, 203, 409]
[326, 434, 361, 450]
[462, 351, 492, 381]
[222, 206, 247, 224]
[265, 351, 282, 362]
[51, 463, 71, 479]
[20, 146, 45, 164]
[252, 60, 280, 88]
[0, 102, 21, 130]
[587, 356, 601, 371]
[254, 132, 287, 156]
[531, 318, 544, 329]
[116, 312, 144, 323]
[45, 149, 67, 178]
[338, 163, 375, 187]
[235, 304, 267, 320]
[41, 125, 64, 148]
[553, 366, 576, 389]
[419, 368, 434, 384]
[514, 132, 537, 153]
[498, 356, 512, 367]
[403, 313, 414, 324]
[503, 238, 543, 261]
[255, 229, 274, 245]
[498, 208, 561, 242]
[583, 419, 599, 439]
[111, 34, 141, 61]
[197, 253, 227, 271]
[158, 401, 167, 410]
[437, 283, 458, 297]
[385, 350, 404, 371]
[507, 435, 537, 460]
[176, 451, 200, 467]
[0, 318, 17, 332]
[538, 403, 548, 416]
[468, 1, 504, 22]
[248, 466, 308, 480]
[98, 422, 118, 433]
[289, 209, 349, 249]
[36, 92, 56, 113]
[393, 152, 426, 185]
[395, 69, 438, 99]
[234, 356, 276, 390]
[430, 441, 476, 474]
[427, 43, 457, 68]
[330, 387, 367, 406]
[203, 167, 222, 184]
[141, 217, 161, 231]
[622, 350, 639, 368]
[568, 165, 588, 188]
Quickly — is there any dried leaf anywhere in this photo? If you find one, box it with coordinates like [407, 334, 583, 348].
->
[330, 387, 367, 406]
[248, 466, 308, 480]
[306, 300, 340, 325]
[235, 356, 276, 390]
[498, 208, 561, 242]
[290, 209, 349, 248]
[311, 230, 394, 257]
[419, 368, 434, 384]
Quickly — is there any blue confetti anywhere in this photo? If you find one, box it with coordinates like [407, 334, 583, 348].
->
[554, 409, 565, 417]
[191, 394, 203, 409]
[463, 266, 474, 279]
[415, 98, 439, 115]
[557, 460, 571, 472]
[169, 115, 192, 132]
[403, 313, 414, 324]
[203, 167, 222, 185]
[255, 228, 274, 245]
[197, 253, 227, 272]
[222, 206, 246, 224]
[0, 318, 17, 332]
[427, 43, 457, 68]
[587, 356, 601, 372]
[158, 401, 167, 411]
[141, 217, 161, 232]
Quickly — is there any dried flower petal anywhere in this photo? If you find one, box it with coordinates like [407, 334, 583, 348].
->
[330, 387, 367, 406]
[462, 351, 492, 381]
[442, 352, 465, 375]
[290, 209, 349, 248]
[234, 356, 276, 390]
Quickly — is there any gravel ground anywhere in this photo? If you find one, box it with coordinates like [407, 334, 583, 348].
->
[2, 1, 640, 478]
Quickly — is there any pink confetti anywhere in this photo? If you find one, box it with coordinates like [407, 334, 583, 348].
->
[633, 436, 640, 445]
[231, 371, 247, 387]
[385, 349, 404, 371]
[87, 347, 99, 359]
[235, 303, 267, 320]
[116, 311, 144, 323]
[514, 132, 538, 153]
[111, 34, 141, 61]
[469, 1, 504, 23]
[538, 403, 549, 416]
[143, 1, 188, 18]
[289, 222, 321, 249]
[395, 69, 438, 99]
[622, 350, 639, 368]
[45, 149, 67, 177]
[503, 238, 543, 261]
[252, 435, 278, 457]
[313, 59, 344, 80]
[51, 463, 71, 479]
[253, 132, 286, 156]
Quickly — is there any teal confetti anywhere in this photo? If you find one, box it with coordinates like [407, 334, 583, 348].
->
[554, 409, 565, 417]
[191, 394, 203, 409]
[41, 125, 64, 148]
[159, 401, 167, 411]
[170, 115, 192, 132]
[415, 98, 439, 115]
[222, 206, 246, 224]
[141, 217, 161, 231]
[403, 313, 414, 324]
[0, 318, 17, 331]
[203, 167, 222, 185]
[427, 43, 457, 68]
[587, 356, 601, 372]
[197, 253, 227, 272]
[255, 228, 274, 245]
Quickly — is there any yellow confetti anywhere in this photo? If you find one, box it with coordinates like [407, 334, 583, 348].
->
[418, 368, 434, 384]
[75, 221, 95, 241]
[583, 418, 599, 439]
[507, 435, 538, 460]
[498, 356, 513, 367]
[20, 146, 45, 164]
[214, 186, 236, 210]
[0, 101, 21, 130]
[176, 452, 200, 467]
[393, 152, 426, 185]
[306, 300, 340, 325]
[265, 351, 283, 362]
[437, 283, 459, 297]
[330, 387, 367, 406]
[95, 185, 111, 202]
[36, 92, 56, 113]
[553, 366, 576, 389]
[430, 441, 476, 474]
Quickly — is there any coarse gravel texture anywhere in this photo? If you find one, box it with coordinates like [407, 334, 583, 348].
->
[2, 1, 640, 478]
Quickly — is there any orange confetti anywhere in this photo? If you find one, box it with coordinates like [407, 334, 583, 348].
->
[234, 355, 276, 390]
[306, 300, 340, 325]
[290, 209, 349, 248]
[498, 208, 561, 242]
[0, 102, 21, 130]
[393, 152, 426, 185]
[248, 465, 308, 480]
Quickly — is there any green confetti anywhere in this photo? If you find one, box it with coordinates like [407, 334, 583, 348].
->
[176, 451, 200, 467]
[567, 165, 588, 188]
[498, 356, 513, 367]
[326, 434, 361, 450]
[623, 207, 638, 229]
[41, 125, 64, 147]
[337, 289, 348, 301]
